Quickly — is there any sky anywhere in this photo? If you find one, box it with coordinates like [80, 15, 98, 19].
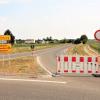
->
[0, 0, 100, 39]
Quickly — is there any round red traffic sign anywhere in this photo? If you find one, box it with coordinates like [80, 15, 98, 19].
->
[94, 30, 100, 41]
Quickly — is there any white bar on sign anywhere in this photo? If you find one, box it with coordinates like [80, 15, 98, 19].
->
[84, 56, 88, 74]
[80, 62, 84, 71]
[92, 57, 96, 73]
[76, 56, 80, 73]
[87, 57, 92, 73]
[60, 55, 64, 73]
[57, 56, 60, 73]
[68, 56, 72, 73]
[95, 57, 100, 71]
[64, 56, 68, 72]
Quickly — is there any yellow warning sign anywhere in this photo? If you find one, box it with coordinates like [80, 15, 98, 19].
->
[0, 44, 11, 52]
[0, 35, 11, 40]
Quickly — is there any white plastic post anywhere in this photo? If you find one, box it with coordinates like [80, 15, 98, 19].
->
[56, 56, 60, 73]
[68, 56, 72, 73]
[80, 56, 84, 73]
[92, 57, 96, 73]
[84, 56, 88, 74]
[87, 57, 92, 74]
[64, 56, 68, 73]
[60, 55, 64, 74]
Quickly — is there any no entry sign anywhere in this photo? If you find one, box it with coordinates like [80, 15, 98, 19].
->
[94, 30, 100, 41]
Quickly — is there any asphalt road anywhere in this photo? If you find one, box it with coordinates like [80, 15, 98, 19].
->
[0, 77, 100, 100]
[37, 44, 71, 73]
[0, 44, 71, 59]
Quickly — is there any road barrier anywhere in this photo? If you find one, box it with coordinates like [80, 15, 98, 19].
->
[56, 55, 100, 74]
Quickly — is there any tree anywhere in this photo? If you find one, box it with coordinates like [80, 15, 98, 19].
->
[59, 38, 68, 43]
[74, 38, 81, 44]
[80, 35, 88, 44]
[4, 29, 15, 45]
[46, 36, 53, 41]
[67, 39, 75, 43]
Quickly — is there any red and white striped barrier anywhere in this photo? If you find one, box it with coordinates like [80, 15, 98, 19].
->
[57, 56, 100, 74]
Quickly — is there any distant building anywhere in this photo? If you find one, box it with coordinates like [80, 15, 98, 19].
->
[25, 39, 35, 44]
[35, 39, 43, 44]
[41, 40, 49, 44]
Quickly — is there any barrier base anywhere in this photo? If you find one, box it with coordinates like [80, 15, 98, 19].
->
[92, 74, 100, 77]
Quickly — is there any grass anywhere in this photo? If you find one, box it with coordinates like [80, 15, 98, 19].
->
[88, 40, 100, 53]
[66, 44, 88, 55]
[0, 56, 46, 77]
[0, 43, 65, 76]
[12, 47, 31, 53]
[66, 40, 100, 56]
[11, 43, 63, 53]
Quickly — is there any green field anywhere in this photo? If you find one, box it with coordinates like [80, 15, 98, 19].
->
[88, 40, 100, 53]
[11, 43, 64, 53]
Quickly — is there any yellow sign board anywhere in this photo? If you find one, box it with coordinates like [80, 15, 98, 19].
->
[0, 35, 11, 40]
[0, 44, 11, 52]
[0, 35, 11, 53]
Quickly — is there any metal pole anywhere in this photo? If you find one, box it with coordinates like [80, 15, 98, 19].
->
[8, 54, 11, 67]
[2, 55, 4, 67]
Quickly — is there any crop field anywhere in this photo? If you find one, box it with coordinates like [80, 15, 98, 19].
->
[88, 40, 100, 53]
[12, 43, 63, 53]
[66, 44, 88, 56]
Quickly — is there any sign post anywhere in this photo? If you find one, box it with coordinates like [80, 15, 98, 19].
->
[0, 35, 11, 67]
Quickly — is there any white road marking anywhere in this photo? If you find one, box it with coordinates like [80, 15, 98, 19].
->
[0, 78, 66, 84]
[37, 56, 53, 76]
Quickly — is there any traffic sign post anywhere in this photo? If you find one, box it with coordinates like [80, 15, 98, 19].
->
[0, 35, 12, 67]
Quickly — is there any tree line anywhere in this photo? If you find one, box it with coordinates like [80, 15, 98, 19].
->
[2, 29, 88, 45]
[67, 35, 88, 44]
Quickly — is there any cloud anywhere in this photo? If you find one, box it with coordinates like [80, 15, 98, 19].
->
[0, 16, 8, 35]
[0, 0, 32, 5]
[0, 0, 9, 4]
[14, 0, 32, 4]
[0, 16, 7, 22]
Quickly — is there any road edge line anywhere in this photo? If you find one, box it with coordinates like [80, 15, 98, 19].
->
[36, 56, 53, 77]
[0, 78, 66, 84]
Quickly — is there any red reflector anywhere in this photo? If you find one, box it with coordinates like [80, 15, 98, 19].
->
[80, 57, 84, 62]
[96, 57, 98, 62]
[80, 70, 84, 73]
[88, 70, 92, 73]
[72, 57, 76, 62]
[88, 57, 92, 62]
[64, 57, 68, 62]
[64, 70, 68, 72]
[72, 70, 76, 73]
[96, 71, 99, 73]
